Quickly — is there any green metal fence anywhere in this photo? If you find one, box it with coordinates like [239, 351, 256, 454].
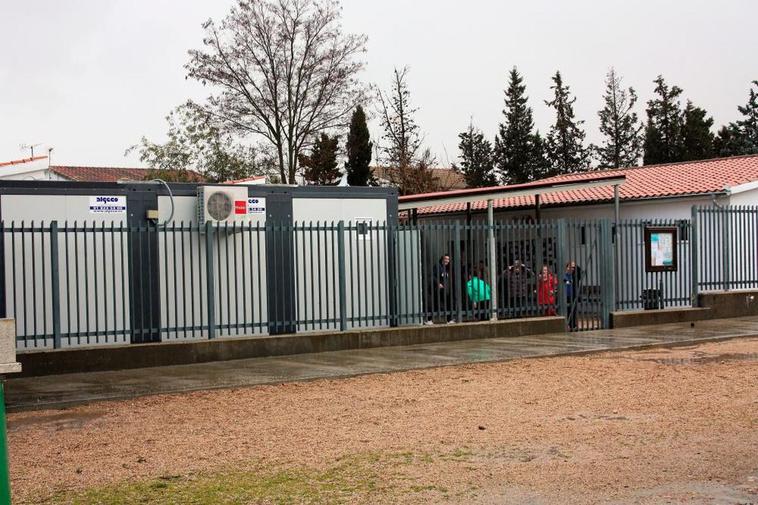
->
[615, 219, 692, 311]
[4, 207, 757, 351]
[694, 206, 758, 292]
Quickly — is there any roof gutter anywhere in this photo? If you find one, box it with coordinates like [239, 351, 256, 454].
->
[398, 175, 626, 211]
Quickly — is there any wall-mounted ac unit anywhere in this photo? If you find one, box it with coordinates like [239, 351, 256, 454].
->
[197, 186, 265, 226]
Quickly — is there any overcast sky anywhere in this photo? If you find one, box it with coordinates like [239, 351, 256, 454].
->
[1, 0, 755, 167]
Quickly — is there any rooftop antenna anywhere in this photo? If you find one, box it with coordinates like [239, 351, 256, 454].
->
[20, 143, 42, 158]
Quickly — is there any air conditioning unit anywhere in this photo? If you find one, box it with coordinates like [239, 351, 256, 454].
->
[197, 186, 266, 226]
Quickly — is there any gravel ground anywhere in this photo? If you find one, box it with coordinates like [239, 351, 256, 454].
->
[8, 337, 758, 504]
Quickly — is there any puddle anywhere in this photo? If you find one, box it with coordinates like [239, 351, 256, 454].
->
[647, 352, 758, 366]
[8, 410, 106, 432]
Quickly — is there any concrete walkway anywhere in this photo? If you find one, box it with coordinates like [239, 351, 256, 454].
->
[7, 316, 758, 412]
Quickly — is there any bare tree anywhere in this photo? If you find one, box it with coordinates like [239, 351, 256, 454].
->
[186, 0, 367, 184]
[376, 67, 436, 195]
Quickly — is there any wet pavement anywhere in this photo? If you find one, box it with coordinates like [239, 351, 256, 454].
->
[7, 316, 758, 412]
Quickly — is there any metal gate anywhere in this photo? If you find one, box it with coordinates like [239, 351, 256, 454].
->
[561, 220, 614, 331]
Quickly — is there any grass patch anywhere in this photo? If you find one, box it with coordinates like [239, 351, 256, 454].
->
[42, 455, 389, 505]
[37, 448, 476, 504]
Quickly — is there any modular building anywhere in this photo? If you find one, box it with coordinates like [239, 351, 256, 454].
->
[0, 181, 401, 349]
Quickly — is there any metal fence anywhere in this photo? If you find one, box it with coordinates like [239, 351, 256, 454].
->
[615, 219, 692, 311]
[3, 207, 758, 351]
[694, 206, 758, 292]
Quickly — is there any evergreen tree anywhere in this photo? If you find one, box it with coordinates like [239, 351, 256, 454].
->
[595, 68, 643, 168]
[493, 67, 546, 184]
[643, 76, 685, 165]
[715, 80, 758, 157]
[345, 105, 374, 186]
[681, 101, 715, 161]
[735, 80, 758, 151]
[714, 125, 745, 157]
[544, 71, 590, 174]
[299, 133, 341, 185]
[456, 122, 497, 188]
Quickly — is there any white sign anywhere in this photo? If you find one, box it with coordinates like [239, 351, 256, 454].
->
[247, 197, 266, 215]
[650, 231, 674, 267]
[89, 196, 126, 214]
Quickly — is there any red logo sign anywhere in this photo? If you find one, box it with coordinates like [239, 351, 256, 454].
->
[234, 200, 246, 215]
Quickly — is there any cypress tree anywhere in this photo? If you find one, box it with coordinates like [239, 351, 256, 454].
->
[643, 76, 684, 165]
[299, 133, 341, 185]
[715, 80, 758, 157]
[544, 71, 590, 174]
[345, 105, 374, 186]
[681, 101, 715, 161]
[714, 125, 744, 157]
[595, 68, 643, 168]
[493, 67, 545, 184]
[735, 80, 758, 152]
[457, 122, 497, 188]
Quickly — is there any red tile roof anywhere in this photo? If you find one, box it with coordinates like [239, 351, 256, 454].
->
[0, 156, 48, 168]
[49, 166, 206, 183]
[225, 175, 266, 184]
[416, 155, 758, 215]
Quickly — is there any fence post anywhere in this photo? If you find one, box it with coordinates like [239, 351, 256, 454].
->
[453, 221, 462, 323]
[722, 207, 731, 291]
[690, 206, 699, 306]
[49, 221, 62, 349]
[599, 219, 615, 329]
[337, 221, 347, 331]
[556, 219, 568, 328]
[386, 221, 399, 327]
[487, 200, 498, 321]
[204, 222, 216, 339]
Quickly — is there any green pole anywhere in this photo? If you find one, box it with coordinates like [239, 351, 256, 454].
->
[0, 381, 11, 504]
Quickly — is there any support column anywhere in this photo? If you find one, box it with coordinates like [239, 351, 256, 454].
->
[613, 184, 620, 311]
[488, 199, 498, 320]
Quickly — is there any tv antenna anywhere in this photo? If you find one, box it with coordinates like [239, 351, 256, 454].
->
[20, 143, 44, 158]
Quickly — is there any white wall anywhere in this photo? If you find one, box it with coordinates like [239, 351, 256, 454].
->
[1, 194, 130, 349]
[0, 159, 65, 181]
[291, 198, 389, 331]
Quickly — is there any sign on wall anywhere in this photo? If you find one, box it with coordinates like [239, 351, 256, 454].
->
[644, 226, 678, 272]
[247, 197, 266, 215]
[89, 196, 126, 214]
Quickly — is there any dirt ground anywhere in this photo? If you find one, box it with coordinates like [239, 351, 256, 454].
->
[8, 337, 758, 504]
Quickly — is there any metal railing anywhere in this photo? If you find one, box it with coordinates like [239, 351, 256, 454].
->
[4, 208, 758, 351]
[694, 206, 758, 292]
[615, 219, 692, 311]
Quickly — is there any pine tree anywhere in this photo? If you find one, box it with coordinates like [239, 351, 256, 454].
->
[456, 122, 497, 188]
[299, 133, 341, 185]
[595, 68, 643, 168]
[681, 101, 715, 161]
[544, 71, 590, 174]
[643, 76, 685, 165]
[493, 67, 546, 184]
[715, 80, 758, 157]
[345, 105, 374, 186]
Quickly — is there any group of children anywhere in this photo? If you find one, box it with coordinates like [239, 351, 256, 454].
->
[428, 254, 581, 327]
